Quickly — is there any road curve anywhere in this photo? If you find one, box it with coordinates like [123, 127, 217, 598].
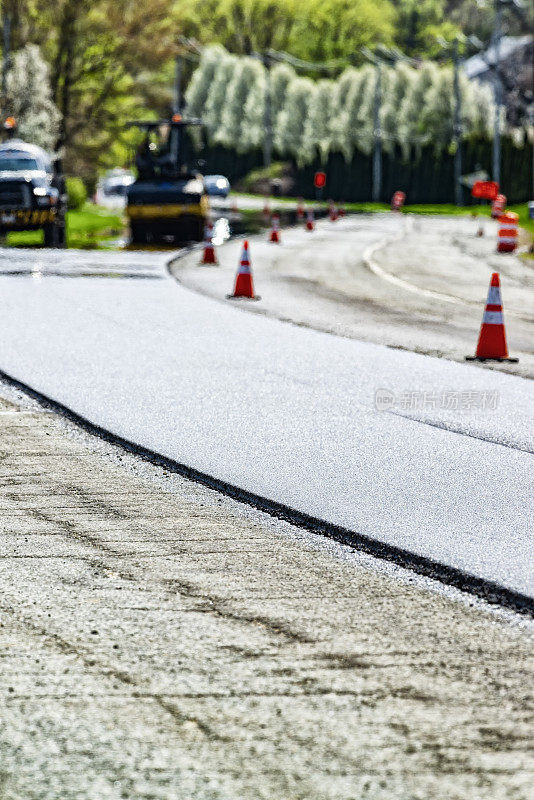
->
[0, 243, 532, 603]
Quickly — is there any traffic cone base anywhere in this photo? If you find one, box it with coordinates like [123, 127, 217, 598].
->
[227, 241, 260, 300]
[465, 272, 518, 362]
[269, 213, 281, 243]
[201, 246, 217, 264]
[200, 222, 218, 265]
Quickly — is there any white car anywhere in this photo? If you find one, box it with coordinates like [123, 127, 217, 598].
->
[95, 169, 135, 209]
[204, 175, 230, 198]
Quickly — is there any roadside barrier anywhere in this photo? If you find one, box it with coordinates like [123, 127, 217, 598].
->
[200, 221, 217, 265]
[227, 240, 259, 300]
[466, 272, 518, 362]
[269, 213, 281, 243]
[491, 193, 506, 219]
[305, 208, 315, 231]
[497, 211, 519, 253]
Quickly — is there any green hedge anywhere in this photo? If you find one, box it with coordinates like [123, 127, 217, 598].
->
[66, 177, 88, 211]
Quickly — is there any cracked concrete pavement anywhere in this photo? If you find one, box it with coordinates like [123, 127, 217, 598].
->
[0, 388, 533, 799]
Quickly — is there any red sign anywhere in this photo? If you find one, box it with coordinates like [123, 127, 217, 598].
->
[471, 181, 499, 200]
[314, 171, 326, 189]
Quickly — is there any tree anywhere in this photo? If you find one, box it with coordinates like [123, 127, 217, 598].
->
[5, 44, 60, 150]
[185, 45, 227, 118]
[397, 61, 438, 156]
[203, 51, 238, 142]
[331, 67, 369, 159]
[218, 56, 265, 152]
[172, 0, 300, 56]
[303, 79, 335, 163]
[3, 0, 177, 181]
[380, 62, 416, 154]
[275, 76, 316, 165]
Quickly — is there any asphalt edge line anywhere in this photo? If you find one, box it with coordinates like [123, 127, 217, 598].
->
[1, 367, 532, 618]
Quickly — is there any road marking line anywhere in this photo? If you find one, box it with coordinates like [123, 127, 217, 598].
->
[362, 231, 466, 306]
[362, 223, 528, 322]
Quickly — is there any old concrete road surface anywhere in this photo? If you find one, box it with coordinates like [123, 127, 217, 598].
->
[0, 386, 533, 800]
[0, 245, 531, 601]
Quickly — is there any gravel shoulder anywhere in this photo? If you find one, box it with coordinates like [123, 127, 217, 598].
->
[171, 214, 533, 379]
[1, 386, 533, 800]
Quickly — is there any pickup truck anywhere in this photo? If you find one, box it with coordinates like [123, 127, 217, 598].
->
[0, 138, 67, 247]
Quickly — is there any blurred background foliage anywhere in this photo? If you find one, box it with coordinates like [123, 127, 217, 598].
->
[0, 0, 531, 187]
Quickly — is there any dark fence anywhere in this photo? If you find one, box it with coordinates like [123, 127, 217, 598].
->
[195, 136, 532, 204]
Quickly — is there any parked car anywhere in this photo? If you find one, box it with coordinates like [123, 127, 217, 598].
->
[204, 174, 230, 198]
[95, 169, 135, 209]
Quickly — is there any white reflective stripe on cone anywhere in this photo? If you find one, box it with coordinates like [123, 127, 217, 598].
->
[482, 311, 504, 324]
[498, 236, 518, 244]
[487, 286, 502, 304]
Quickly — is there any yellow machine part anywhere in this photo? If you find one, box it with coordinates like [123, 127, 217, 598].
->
[127, 200, 208, 220]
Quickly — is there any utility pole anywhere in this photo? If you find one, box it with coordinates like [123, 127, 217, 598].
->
[173, 54, 182, 114]
[2, 12, 11, 119]
[452, 37, 463, 206]
[171, 53, 182, 164]
[263, 54, 272, 169]
[372, 61, 382, 203]
[492, 0, 502, 185]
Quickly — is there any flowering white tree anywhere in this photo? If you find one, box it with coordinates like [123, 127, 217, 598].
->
[203, 51, 238, 142]
[418, 67, 456, 151]
[354, 65, 377, 155]
[396, 62, 438, 156]
[6, 45, 60, 151]
[331, 65, 374, 159]
[270, 62, 296, 123]
[380, 63, 417, 154]
[186, 46, 498, 165]
[275, 76, 316, 165]
[241, 66, 267, 152]
[462, 77, 494, 141]
[302, 79, 335, 163]
[215, 57, 264, 152]
[329, 68, 360, 155]
[185, 45, 226, 118]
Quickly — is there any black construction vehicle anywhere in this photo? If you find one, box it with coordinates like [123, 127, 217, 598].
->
[126, 115, 209, 245]
[0, 117, 67, 247]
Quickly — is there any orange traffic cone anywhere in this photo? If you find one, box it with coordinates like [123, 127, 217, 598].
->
[296, 199, 305, 220]
[329, 202, 338, 222]
[338, 203, 345, 218]
[466, 273, 518, 362]
[305, 209, 315, 231]
[263, 200, 271, 218]
[227, 240, 259, 300]
[269, 213, 281, 243]
[200, 221, 217, 264]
